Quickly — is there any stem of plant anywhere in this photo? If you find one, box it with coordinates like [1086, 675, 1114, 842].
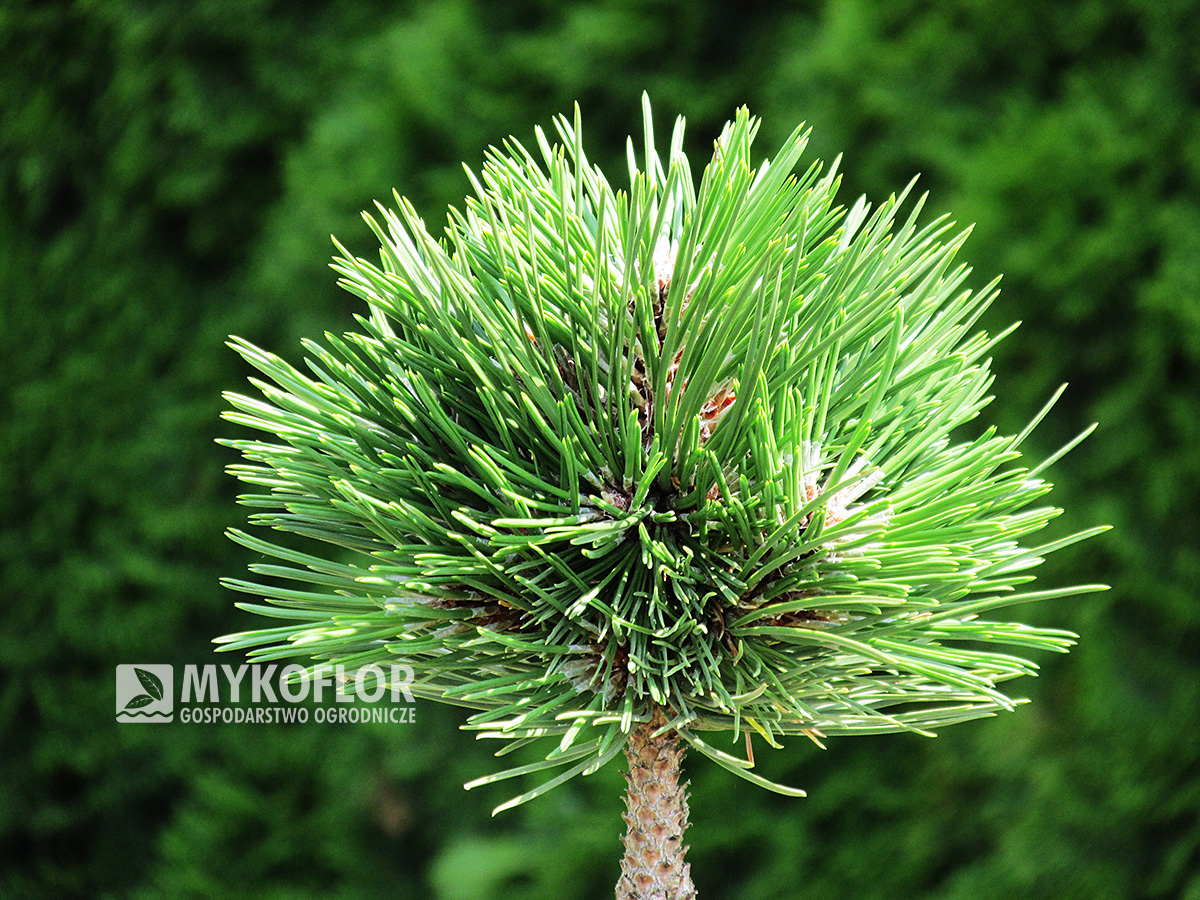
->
[617, 707, 696, 900]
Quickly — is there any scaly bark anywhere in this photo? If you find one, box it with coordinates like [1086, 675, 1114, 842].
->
[616, 708, 696, 900]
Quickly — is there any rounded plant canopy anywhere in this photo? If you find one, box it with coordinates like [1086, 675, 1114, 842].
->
[220, 96, 1105, 809]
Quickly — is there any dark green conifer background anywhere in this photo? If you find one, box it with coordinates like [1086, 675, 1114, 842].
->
[3, 2, 1196, 898]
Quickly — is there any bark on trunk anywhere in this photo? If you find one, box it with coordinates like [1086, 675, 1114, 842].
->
[616, 707, 696, 900]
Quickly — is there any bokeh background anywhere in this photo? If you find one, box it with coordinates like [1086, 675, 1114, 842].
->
[4, 1, 1198, 898]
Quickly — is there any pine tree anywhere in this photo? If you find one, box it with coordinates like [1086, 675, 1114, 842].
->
[219, 96, 1106, 898]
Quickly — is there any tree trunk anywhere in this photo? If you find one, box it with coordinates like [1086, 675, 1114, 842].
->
[616, 707, 696, 900]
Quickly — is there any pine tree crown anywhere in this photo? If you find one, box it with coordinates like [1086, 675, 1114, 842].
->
[219, 95, 1107, 810]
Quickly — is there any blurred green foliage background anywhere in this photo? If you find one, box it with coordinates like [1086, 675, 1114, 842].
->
[3, 1, 1198, 897]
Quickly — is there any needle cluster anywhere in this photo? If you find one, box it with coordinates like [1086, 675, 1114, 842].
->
[219, 97, 1106, 809]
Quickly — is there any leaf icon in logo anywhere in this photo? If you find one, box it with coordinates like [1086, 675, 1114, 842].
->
[135, 667, 163, 701]
[124, 694, 155, 710]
